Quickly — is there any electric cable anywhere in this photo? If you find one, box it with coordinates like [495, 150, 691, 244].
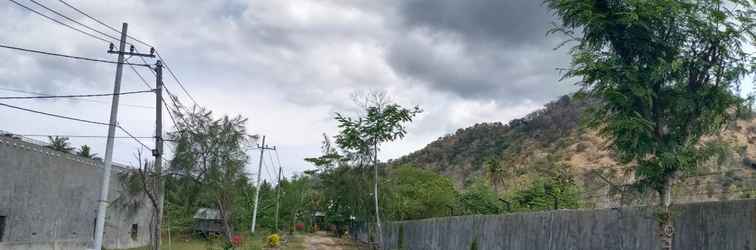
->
[0, 44, 149, 66]
[0, 89, 153, 100]
[8, 0, 110, 43]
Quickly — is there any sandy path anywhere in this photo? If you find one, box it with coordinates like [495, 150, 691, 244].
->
[302, 232, 366, 250]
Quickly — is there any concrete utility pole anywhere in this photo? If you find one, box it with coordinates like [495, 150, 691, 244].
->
[92, 22, 127, 250]
[153, 60, 164, 250]
[93, 23, 155, 250]
[251, 136, 275, 233]
[274, 165, 282, 232]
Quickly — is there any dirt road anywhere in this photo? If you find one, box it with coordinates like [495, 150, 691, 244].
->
[301, 231, 368, 250]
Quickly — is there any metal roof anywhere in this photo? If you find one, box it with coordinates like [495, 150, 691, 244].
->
[193, 208, 221, 220]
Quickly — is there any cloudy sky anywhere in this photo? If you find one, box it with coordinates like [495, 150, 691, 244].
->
[0, 0, 752, 183]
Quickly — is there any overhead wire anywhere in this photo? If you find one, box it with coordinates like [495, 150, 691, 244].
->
[10, 0, 187, 157]
[0, 89, 153, 100]
[0, 44, 149, 66]
[267, 150, 279, 186]
[0, 97, 160, 154]
[155, 52, 198, 106]
[57, 0, 152, 48]
[50, 0, 200, 109]
[117, 124, 153, 151]
[0, 101, 110, 126]
[125, 56, 182, 136]
[28, 0, 121, 42]
[14, 134, 154, 139]
[8, 0, 110, 44]
[0, 87, 153, 109]
[274, 149, 285, 179]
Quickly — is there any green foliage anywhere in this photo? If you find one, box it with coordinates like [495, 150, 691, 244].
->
[509, 177, 580, 212]
[458, 179, 500, 215]
[46, 136, 73, 153]
[334, 101, 422, 165]
[394, 96, 591, 181]
[383, 165, 459, 220]
[167, 105, 249, 240]
[546, 0, 756, 197]
[469, 237, 479, 250]
[76, 144, 96, 159]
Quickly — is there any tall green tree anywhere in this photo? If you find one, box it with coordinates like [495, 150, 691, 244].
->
[546, 0, 756, 210]
[333, 92, 421, 244]
[46, 136, 73, 153]
[169, 105, 249, 241]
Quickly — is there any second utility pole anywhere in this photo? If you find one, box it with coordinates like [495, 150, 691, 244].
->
[153, 60, 164, 250]
[274, 165, 282, 232]
[251, 135, 275, 233]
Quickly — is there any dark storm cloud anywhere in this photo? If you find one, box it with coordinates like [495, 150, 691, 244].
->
[399, 0, 555, 46]
[388, 0, 574, 103]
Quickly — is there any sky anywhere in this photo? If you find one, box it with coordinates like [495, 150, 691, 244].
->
[0, 0, 752, 184]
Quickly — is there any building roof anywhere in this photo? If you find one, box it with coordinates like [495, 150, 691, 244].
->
[193, 208, 222, 220]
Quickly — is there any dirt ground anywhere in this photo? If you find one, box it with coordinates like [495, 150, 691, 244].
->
[299, 231, 370, 250]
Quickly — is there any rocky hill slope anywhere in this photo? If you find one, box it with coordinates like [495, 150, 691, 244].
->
[393, 96, 756, 208]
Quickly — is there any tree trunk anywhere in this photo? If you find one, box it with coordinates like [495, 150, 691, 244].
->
[217, 198, 233, 242]
[153, 212, 161, 250]
[658, 176, 674, 250]
[373, 141, 383, 249]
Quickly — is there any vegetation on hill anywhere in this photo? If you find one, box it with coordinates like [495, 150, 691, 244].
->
[393, 94, 756, 209]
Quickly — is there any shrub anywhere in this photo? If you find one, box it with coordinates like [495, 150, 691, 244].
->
[266, 234, 281, 247]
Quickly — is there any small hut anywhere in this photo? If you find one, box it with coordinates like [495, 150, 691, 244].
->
[193, 208, 224, 236]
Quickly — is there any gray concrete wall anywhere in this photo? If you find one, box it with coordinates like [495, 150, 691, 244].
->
[374, 199, 756, 250]
[0, 136, 153, 250]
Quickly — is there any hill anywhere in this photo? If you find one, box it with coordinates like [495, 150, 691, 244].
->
[392, 95, 756, 208]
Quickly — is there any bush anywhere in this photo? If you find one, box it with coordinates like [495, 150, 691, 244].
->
[266, 234, 281, 247]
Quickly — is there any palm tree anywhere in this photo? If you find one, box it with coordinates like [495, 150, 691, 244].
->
[76, 145, 97, 159]
[46, 136, 74, 153]
[485, 159, 505, 194]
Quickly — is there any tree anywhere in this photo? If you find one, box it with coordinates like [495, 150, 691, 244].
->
[546, 1, 755, 247]
[510, 176, 580, 212]
[485, 158, 505, 194]
[546, 0, 755, 209]
[458, 179, 501, 215]
[383, 165, 458, 220]
[76, 144, 97, 159]
[333, 92, 421, 244]
[169, 105, 249, 241]
[120, 150, 163, 250]
[46, 136, 73, 153]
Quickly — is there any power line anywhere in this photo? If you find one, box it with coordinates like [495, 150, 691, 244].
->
[155, 52, 198, 106]
[28, 0, 121, 42]
[131, 49, 189, 116]
[124, 58, 181, 133]
[266, 150, 278, 185]
[0, 44, 149, 66]
[117, 124, 153, 151]
[8, 0, 110, 44]
[0, 102, 158, 151]
[0, 89, 153, 100]
[13, 134, 154, 139]
[18, 0, 196, 112]
[0, 87, 153, 109]
[0, 101, 110, 126]
[274, 149, 285, 178]
[57, 0, 152, 48]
